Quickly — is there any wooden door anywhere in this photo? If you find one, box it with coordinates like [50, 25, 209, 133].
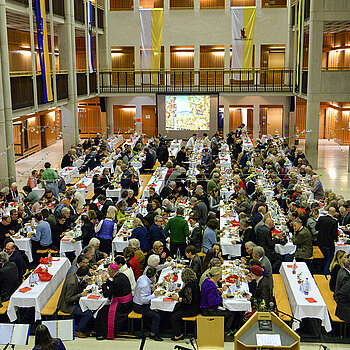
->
[142, 105, 157, 137]
[113, 105, 136, 135]
[268, 51, 285, 84]
[267, 107, 283, 136]
[259, 107, 268, 137]
[247, 109, 253, 137]
[229, 108, 242, 132]
[13, 123, 23, 157]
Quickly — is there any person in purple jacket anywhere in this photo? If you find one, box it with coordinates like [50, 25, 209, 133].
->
[200, 266, 235, 338]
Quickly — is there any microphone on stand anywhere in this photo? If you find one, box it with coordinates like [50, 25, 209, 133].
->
[185, 337, 197, 350]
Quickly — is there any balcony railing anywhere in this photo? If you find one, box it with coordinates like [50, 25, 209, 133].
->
[10, 71, 68, 110]
[11, 0, 65, 17]
[99, 68, 293, 93]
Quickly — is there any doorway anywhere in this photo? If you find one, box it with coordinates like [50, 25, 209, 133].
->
[142, 105, 157, 137]
[260, 106, 283, 137]
[113, 105, 136, 136]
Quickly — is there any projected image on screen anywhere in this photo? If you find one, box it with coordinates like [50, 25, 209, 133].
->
[165, 95, 210, 131]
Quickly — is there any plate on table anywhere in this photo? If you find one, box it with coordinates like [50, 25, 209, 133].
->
[225, 274, 239, 284]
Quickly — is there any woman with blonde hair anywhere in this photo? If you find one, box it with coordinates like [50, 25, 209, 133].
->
[95, 205, 118, 254]
[130, 218, 149, 251]
[116, 200, 127, 226]
[329, 250, 347, 292]
[114, 159, 123, 180]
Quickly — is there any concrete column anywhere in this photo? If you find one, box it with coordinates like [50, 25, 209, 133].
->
[253, 103, 260, 139]
[135, 104, 142, 135]
[135, 44, 141, 86]
[224, 44, 230, 86]
[194, 44, 200, 86]
[58, 0, 79, 149]
[61, 104, 77, 154]
[106, 97, 114, 138]
[283, 97, 291, 139]
[225, 0, 230, 12]
[305, 16, 323, 168]
[223, 104, 230, 136]
[0, 49, 9, 187]
[285, 0, 293, 86]
[0, 0, 16, 184]
[99, 0, 111, 69]
[194, 0, 200, 11]
[164, 0, 170, 13]
[95, 3, 100, 94]
[84, 0, 90, 95]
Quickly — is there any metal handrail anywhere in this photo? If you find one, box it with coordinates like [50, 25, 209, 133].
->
[10, 70, 69, 77]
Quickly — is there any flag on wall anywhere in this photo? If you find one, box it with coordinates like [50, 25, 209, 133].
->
[231, 7, 256, 80]
[34, 0, 53, 103]
[296, 0, 303, 90]
[140, 8, 163, 84]
[87, 0, 95, 73]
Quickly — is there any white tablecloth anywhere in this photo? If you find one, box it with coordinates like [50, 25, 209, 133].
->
[219, 153, 231, 169]
[32, 185, 46, 199]
[170, 140, 183, 149]
[79, 295, 109, 315]
[59, 167, 79, 184]
[106, 187, 122, 199]
[74, 166, 104, 199]
[275, 242, 296, 256]
[13, 237, 33, 262]
[73, 158, 84, 168]
[60, 238, 82, 257]
[112, 236, 129, 254]
[7, 257, 71, 322]
[142, 167, 168, 199]
[335, 243, 350, 255]
[150, 267, 183, 312]
[279, 262, 332, 332]
[124, 136, 140, 150]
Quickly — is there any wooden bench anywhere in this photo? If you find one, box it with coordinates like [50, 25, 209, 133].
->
[314, 274, 346, 337]
[182, 314, 202, 336]
[85, 189, 95, 201]
[273, 274, 292, 322]
[128, 311, 143, 334]
[41, 280, 65, 318]
[0, 301, 10, 315]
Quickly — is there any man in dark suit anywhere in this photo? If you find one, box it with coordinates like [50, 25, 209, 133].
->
[190, 197, 208, 227]
[256, 218, 282, 273]
[140, 148, 154, 173]
[61, 150, 73, 169]
[160, 181, 176, 200]
[316, 207, 338, 275]
[0, 252, 19, 304]
[147, 187, 162, 204]
[68, 198, 80, 223]
[57, 266, 92, 338]
[247, 265, 273, 306]
[5, 242, 24, 284]
[334, 258, 350, 302]
[252, 246, 274, 291]
[97, 195, 114, 218]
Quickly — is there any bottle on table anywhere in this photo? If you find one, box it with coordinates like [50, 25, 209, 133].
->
[176, 248, 181, 263]
[292, 257, 297, 275]
[304, 278, 310, 295]
[48, 251, 52, 267]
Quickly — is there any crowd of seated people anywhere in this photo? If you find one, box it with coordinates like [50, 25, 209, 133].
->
[1, 129, 350, 342]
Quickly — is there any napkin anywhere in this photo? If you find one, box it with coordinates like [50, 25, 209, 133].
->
[19, 287, 32, 293]
[88, 295, 101, 300]
[287, 265, 298, 268]
[61, 238, 71, 242]
[163, 298, 174, 302]
[305, 297, 317, 303]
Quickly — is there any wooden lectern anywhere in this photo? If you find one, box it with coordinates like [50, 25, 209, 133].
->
[197, 316, 224, 350]
[235, 312, 300, 350]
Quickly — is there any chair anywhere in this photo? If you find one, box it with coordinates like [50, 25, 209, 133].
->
[0, 301, 10, 315]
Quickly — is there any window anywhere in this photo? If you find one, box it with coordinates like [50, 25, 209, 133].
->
[231, 0, 255, 6]
[170, 0, 194, 9]
[139, 0, 163, 8]
[200, 0, 225, 9]
[261, 0, 287, 8]
[110, 0, 133, 11]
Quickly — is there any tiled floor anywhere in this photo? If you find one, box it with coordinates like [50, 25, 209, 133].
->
[15, 139, 350, 200]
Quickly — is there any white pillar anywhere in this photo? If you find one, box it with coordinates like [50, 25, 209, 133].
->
[223, 104, 230, 136]
[224, 44, 230, 86]
[305, 15, 323, 169]
[135, 104, 142, 135]
[0, 0, 16, 183]
[61, 104, 77, 154]
[194, 44, 200, 86]
[253, 103, 260, 139]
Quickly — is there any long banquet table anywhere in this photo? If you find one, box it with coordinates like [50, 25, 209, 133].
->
[7, 257, 71, 322]
[279, 262, 331, 332]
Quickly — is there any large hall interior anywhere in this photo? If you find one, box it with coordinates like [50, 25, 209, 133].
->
[0, 0, 350, 349]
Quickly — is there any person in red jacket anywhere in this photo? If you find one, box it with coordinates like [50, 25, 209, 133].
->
[123, 246, 141, 280]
